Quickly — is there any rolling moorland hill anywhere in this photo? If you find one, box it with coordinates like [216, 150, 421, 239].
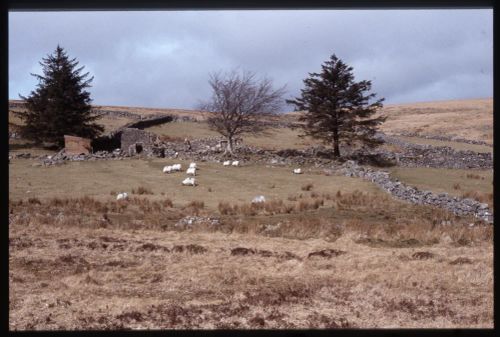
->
[9, 97, 493, 143]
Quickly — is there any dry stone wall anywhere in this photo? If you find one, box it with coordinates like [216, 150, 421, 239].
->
[397, 131, 493, 147]
[372, 133, 492, 169]
[338, 160, 493, 223]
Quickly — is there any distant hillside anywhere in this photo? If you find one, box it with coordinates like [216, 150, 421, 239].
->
[285, 98, 493, 144]
[379, 98, 493, 144]
[9, 98, 493, 144]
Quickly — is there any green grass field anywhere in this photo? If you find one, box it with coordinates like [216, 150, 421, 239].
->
[9, 158, 382, 209]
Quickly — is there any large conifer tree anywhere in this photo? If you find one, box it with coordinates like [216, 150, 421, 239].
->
[16, 45, 103, 147]
[287, 54, 386, 157]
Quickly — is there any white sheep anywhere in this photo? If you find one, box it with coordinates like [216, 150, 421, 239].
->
[293, 168, 302, 174]
[186, 167, 197, 176]
[163, 165, 172, 173]
[171, 163, 182, 171]
[182, 177, 196, 186]
[231, 160, 240, 167]
[189, 162, 197, 169]
[116, 192, 128, 201]
[223, 160, 231, 166]
[252, 195, 266, 203]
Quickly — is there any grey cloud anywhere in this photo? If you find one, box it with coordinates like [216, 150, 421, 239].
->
[9, 9, 492, 109]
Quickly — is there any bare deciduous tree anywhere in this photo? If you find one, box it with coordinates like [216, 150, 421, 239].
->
[199, 69, 286, 155]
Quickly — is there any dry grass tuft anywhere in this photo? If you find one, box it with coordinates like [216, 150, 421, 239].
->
[449, 257, 473, 265]
[162, 199, 174, 208]
[461, 190, 493, 206]
[411, 251, 435, 260]
[301, 183, 314, 191]
[185, 201, 205, 215]
[27, 197, 41, 205]
[466, 173, 483, 180]
[132, 186, 154, 195]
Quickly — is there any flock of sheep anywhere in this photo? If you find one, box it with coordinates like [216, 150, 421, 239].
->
[162, 160, 240, 187]
[116, 159, 304, 201]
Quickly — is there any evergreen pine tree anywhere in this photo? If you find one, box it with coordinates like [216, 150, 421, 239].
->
[16, 45, 103, 147]
[287, 54, 386, 157]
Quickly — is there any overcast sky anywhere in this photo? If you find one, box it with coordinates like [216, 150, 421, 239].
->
[9, 9, 492, 110]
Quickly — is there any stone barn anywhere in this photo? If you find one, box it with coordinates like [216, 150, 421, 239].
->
[64, 135, 93, 155]
[120, 128, 158, 156]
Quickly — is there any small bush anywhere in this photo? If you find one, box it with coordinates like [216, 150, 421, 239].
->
[240, 203, 258, 216]
[187, 200, 205, 209]
[466, 173, 482, 180]
[301, 183, 314, 191]
[296, 200, 311, 212]
[28, 197, 41, 205]
[132, 186, 154, 195]
[162, 199, 173, 208]
[263, 200, 284, 214]
[322, 193, 334, 200]
[453, 183, 461, 190]
[218, 201, 234, 215]
[312, 199, 324, 209]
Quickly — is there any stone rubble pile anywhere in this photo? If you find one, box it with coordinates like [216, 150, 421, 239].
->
[9, 131, 21, 139]
[38, 148, 126, 166]
[174, 216, 221, 229]
[338, 160, 493, 223]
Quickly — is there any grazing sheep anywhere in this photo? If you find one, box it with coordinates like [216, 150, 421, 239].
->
[116, 192, 128, 201]
[163, 165, 172, 173]
[231, 160, 240, 166]
[186, 167, 197, 176]
[171, 163, 182, 171]
[223, 160, 231, 166]
[252, 195, 266, 203]
[293, 168, 302, 174]
[182, 177, 196, 186]
[189, 162, 197, 169]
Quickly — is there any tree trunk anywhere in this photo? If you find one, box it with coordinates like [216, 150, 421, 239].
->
[225, 136, 234, 155]
[332, 129, 340, 157]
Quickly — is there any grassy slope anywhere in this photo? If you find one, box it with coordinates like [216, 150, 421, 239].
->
[378, 98, 493, 144]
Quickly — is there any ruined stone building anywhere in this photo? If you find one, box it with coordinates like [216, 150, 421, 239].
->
[120, 128, 158, 156]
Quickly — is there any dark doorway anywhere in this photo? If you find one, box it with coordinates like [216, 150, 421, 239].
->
[135, 143, 143, 154]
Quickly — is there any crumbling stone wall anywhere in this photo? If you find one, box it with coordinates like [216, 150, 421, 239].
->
[64, 135, 92, 155]
[120, 128, 157, 156]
